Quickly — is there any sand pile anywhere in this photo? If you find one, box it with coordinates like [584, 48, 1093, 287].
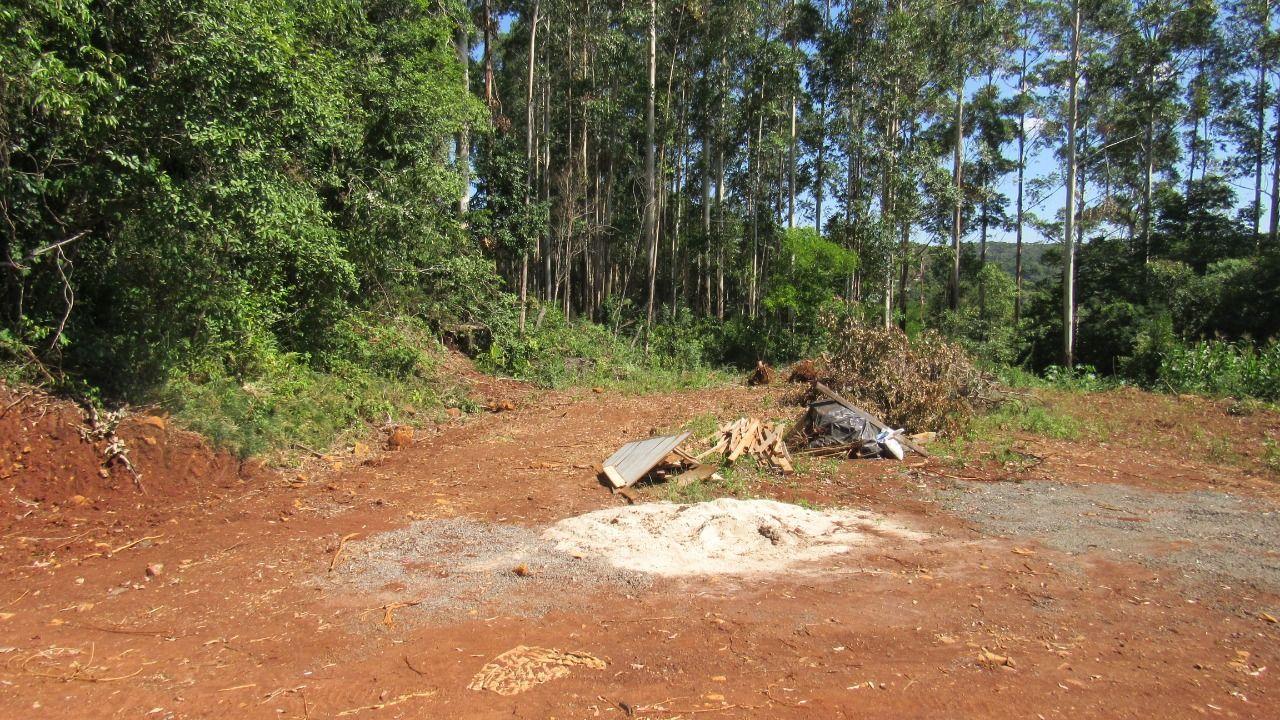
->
[543, 498, 922, 576]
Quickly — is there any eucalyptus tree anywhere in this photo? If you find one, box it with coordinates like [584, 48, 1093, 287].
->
[1008, 0, 1053, 323]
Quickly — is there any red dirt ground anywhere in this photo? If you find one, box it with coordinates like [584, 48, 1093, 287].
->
[0, 380, 1277, 719]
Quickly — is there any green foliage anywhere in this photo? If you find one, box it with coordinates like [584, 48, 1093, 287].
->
[973, 399, 1088, 441]
[1263, 439, 1280, 476]
[471, 133, 549, 256]
[939, 263, 1022, 366]
[1157, 340, 1280, 401]
[162, 332, 468, 458]
[763, 228, 858, 327]
[1039, 364, 1112, 392]
[477, 302, 725, 391]
[2, 0, 483, 401]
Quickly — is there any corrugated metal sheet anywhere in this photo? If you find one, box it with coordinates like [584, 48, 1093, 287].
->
[601, 432, 691, 488]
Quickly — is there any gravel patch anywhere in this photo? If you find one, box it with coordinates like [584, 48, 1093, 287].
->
[324, 499, 923, 622]
[324, 518, 651, 623]
[940, 481, 1280, 592]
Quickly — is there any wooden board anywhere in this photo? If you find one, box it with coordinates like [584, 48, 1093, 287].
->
[675, 463, 719, 487]
[600, 432, 692, 488]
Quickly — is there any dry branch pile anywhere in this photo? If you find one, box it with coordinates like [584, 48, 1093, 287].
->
[787, 359, 821, 383]
[697, 418, 794, 474]
[747, 361, 776, 386]
[813, 316, 993, 435]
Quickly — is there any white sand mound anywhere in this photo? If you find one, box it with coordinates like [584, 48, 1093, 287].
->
[543, 498, 923, 576]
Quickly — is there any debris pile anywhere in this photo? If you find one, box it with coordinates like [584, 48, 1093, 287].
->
[813, 314, 993, 435]
[787, 359, 821, 383]
[788, 383, 928, 460]
[747, 360, 776, 386]
[597, 418, 799, 492]
[600, 432, 693, 489]
[697, 417, 794, 473]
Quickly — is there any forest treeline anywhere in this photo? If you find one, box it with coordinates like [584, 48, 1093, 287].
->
[4, 0, 1280, 441]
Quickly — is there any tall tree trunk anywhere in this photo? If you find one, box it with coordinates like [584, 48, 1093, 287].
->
[1142, 63, 1155, 263]
[1254, 0, 1270, 241]
[1062, 0, 1082, 368]
[748, 110, 760, 318]
[815, 0, 830, 237]
[789, 93, 797, 229]
[456, 25, 470, 215]
[786, 0, 798, 231]
[716, 67, 726, 320]
[520, 1, 541, 334]
[702, 112, 713, 315]
[1014, 40, 1027, 325]
[949, 77, 964, 312]
[644, 0, 658, 328]
[1270, 85, 1280, 244]
[483, 0, 494, 107]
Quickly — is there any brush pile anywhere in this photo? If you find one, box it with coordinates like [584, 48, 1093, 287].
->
[813, 314, 994, 436]
[787, 359, 821, 383]
[697, 418, 794, 474]
[747, 361, 776, 386]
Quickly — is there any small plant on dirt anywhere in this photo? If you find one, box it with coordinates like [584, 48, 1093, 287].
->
[972, 398, 1088, 442]
[984, 441, 1041, 472]
[1202, 433, 1239, 465]
[1263, 439, 1280, 476]
[1226, 397, 1276, 416]
[662, 459, 768, 503]
[930, 436, 974, 468]
[675, 413, 721, 440]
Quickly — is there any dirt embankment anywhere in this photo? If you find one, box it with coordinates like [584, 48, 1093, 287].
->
[0, 386, 267, 526]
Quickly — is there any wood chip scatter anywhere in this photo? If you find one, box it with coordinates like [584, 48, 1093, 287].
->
[467, 645, 606, 696]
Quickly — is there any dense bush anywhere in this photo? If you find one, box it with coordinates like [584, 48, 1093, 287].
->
[476, 302, 722, 390]
[2, 0, 482, 397]
[1157, 341, 1280, 401]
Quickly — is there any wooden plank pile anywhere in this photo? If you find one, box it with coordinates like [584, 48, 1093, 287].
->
[696, 417, 794, 474]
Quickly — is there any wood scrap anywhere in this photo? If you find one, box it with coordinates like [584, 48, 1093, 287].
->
[674, 463, 718, 487]
[329, 532, 360, 572]
[701, 417, 794, 474]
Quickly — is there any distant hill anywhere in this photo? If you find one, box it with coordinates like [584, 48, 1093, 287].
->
[977, 241, 1053, 285]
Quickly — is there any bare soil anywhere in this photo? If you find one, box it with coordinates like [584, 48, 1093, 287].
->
[0, 379, 1277, 719]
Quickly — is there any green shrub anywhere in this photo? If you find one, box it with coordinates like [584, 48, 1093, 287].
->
[1157, 340, 1280, 401]
[153, 312, 470, 458]
[476, 302, 725, 391]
